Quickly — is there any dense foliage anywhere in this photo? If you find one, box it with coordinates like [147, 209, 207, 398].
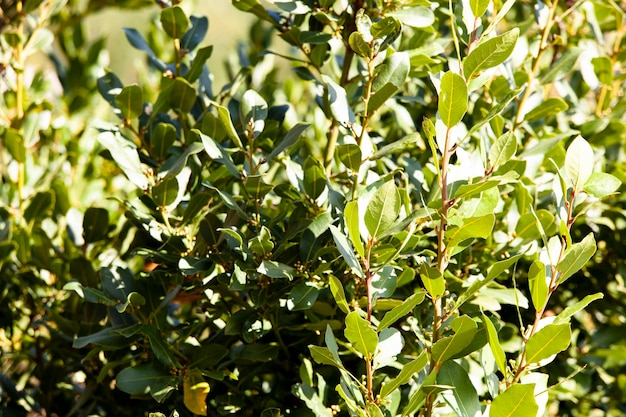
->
[1, 0, 626, 416]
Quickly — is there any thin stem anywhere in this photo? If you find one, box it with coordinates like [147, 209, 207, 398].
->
[514, 0, 559, 128]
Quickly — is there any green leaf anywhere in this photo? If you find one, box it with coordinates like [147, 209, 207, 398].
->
[186, 45, 213, 83]
[248, 225, 274, 256]
[244, 175, 273, 201]
[344, 200, 365, 258]
[199, 131, 240, 178]
[387, 6, 435, 27]
[212, 102, 244, 149]
[142, 325, 180, 368]
[266, 122, 310, 161]
[591, 56, 613, 84]
[257, 260, 295, 280]
[303, 156, 327, 199]
[98, 130, 149, 189]
[151, 123, 177, 159]
[364, 181, 401, 240]
[420, 264, 445, 299]
[5, 129, 26, 163]
[322, 75, 354, 126]
[453, 179, 500, 200]
[583, 172, 621, 198]
[488, 131, 517, 170]
[160, 5, 189, 39]
[369, 52, 410, 114]
[438, 71, 468, 127]
[309, 346, 345, 371]
[556, 233, 596, 284]
[539, 47, 581, 85]
[152, 177, 179, 207]
[378, 291, 425, 330]
[525, 323, 571, 364]
[83, 207, 109, 243]
[379, 351, 428, 399]
[524, 98, 568, 122]
[344, 311, 378, 358]
[565, 136, 594, 192]
[115, 85, 143, 120]
[63, 281, 117, 305]
[288, 282, 319, 311]
[466, 89, 522, 138]
[515, 209, 555, 240]
[329, 275, 350, 314]
[553, 293, 604, 325]
[160, 140, 205, 179]
[463, 28, 519, 80]
[446, 213, 495, 249]
[241, 89, 268, 138]
[337, 144, 362, 172]
[24, 191, 54, 223]
[489, 384, 538, 417]
[438, 361, 480, 417]
[170, 78, 196, 113]
[293, 383, 334, 417]
[431, 315, 477, 364]
[469, 0, 491, 18]
[116, 365, 177, 397]
[528, 260, 549, 311]
[348, 32, 372, 58]
[370, 132, 424, 160]
[483, 314, 507, 375]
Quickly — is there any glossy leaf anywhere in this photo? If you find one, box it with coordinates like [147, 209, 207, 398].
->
[515, 209, 555, 240]
[288, 282, 319, 311]
[116, 365, 177, 397]
[525, 323, 571, 364]
[557, 233, 596, 284]
[469, 0, 491, 18]
[344, 311, 378, 358]
[181, 15, 208, 51]
[186, 45, 213, 83]
[553, 293, 604, 325]
[115, 85, 143, 120]
[583, 172, 621, 198]
[420, 264, 445, 299]
[369, 52, 410, 114]
[98, 130, 149, 189]
[329, 275, 350, 314]
[446, 213, 495, 249]
[490, 384, 538, 417]
[152, 177, 179, 207]
[529, 260, 549, 311]
[463, 28, 519, 80]
[387, 6, 435, 27]
[483, 314, 507, 375]
[524, 98, 568, 122]
[565, 136, 594, 192]
[378, 291, 425, 330]
[199, 131, 240, 178]
[160, 6, 189, 39]
[379, 351, 428, 399]
[438, 71, 468, 127]
[142, 325, 179, 368]
[337, 144, 362, 172]
[151, 123, 177, 159]
[488, 131, 517, 170]
[438, 361, 480, 417]
[257, 260, 295, 280]
[364, 181, 401, 240]
[431, 315, 477, 364]
[344, 200, 365, 258]
[170, 78, 196, 113]
[266, 122, 310, 161]
[241, 89, 268, 138]
[301, 157, 326, 201]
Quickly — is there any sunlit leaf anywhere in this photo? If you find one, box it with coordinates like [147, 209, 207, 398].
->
[525, 323, 571, 364]
[463, 28, 519, 80]
[490, 384, 538, 417]
[438, 71, 468, 127]
[344, 311, 378, 358]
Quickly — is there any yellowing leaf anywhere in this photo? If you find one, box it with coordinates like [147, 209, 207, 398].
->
[184, 369, 209, 416]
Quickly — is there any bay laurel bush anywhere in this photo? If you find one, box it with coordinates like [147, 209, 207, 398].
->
[2, 0, 625, 416]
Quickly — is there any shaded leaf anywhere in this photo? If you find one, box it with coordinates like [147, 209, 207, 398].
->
[115, 84, 143, 120]
[184, 368, 209, 416]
